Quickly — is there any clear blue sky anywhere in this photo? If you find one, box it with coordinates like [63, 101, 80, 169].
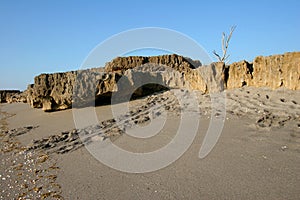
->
[0, 0, 299, 90]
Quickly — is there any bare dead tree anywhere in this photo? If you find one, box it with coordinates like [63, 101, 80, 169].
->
[213, 26, 236, 63]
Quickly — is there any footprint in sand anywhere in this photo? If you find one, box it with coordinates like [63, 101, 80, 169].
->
[291, 100, 297, 105]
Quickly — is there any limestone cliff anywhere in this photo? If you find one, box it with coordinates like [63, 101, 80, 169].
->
[251, 52, 300, 90]
[6, 52, 300, 112]
[227, 52, 300, 90]
[26, 71, 77, 111]
[226, 60, 253, 89]
[104, 54, 201, 73]
[0, 90, 26, 103]
[26, 55, 204, 111]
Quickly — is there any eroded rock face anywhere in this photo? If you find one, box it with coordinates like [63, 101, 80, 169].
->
[104, 54, 201, 73]
[0, 90, 25, 103]
[227, 52, 300, 90]
[26, 55, 204, 111]
[26, 71, 77, 111]
[251, 52, 300, 90]
[7, 91, 28, 103]
[226, 60, 253, 89]
[23, 52, 300, 112]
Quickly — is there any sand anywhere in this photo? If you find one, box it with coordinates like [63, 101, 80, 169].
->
[1, 87, 300, 199]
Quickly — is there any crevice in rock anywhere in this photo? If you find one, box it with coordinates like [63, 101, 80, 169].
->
[223, 65, 230, 88]
[247, 62, 254, 78]
[242, 81, 247, 87]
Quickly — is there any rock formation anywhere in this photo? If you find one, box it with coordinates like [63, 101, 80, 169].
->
[226, 60, 253, 89]
[1, 52, 299, 112]
[26, 55, 205, 111]
[0, 90, 26, 103]
[226, 52, 300, 90]
[104, 54, 201, 73]
[251, 52, 300, 90]
[26, 71, 77, 111]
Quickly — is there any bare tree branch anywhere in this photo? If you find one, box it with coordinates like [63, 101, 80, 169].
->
[213, 50, 222, 62]
[213, 25, 236, 63]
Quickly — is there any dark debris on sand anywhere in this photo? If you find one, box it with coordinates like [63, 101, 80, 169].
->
[0, 112, 63, 200]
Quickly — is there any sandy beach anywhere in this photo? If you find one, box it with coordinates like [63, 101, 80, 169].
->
[1, 0, 299, 199]
[1, 87, 300, 199]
